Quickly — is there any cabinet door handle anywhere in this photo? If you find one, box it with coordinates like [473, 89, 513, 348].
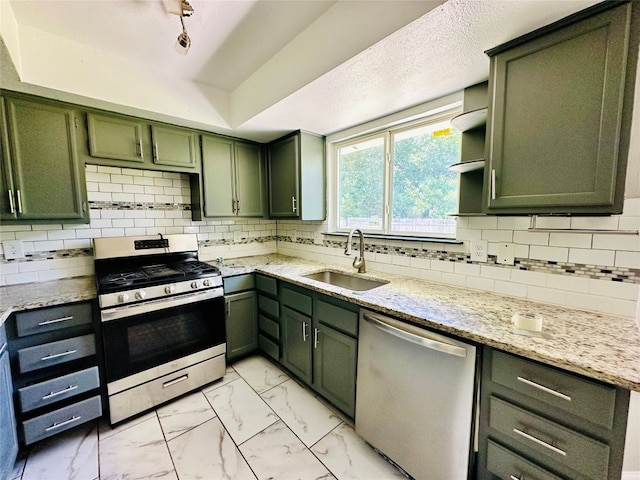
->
[0, 342, 7, 356]
[42, 384, 78, 400]
[41, 349, 77, 361]
[45, 415, 81, 432]
[236, 199, 240, 214]
[153, 142, 159, 162]
[490, 169, 496, 200]
[136, 139, 144, 159]
[513, 428, 567, 457]
[16, 189, 23, 213]
[38, 316, 74, 327]
[163, 374, 189, 388]
[226, 300, 231, 316]
[313, 328, 319, 348]
[292, 196, 297, 213]
[517, 376, 572, 402]
[7, 190, 15, 213]
[509, 476, 520, 480]
[302, 322, 308, 341]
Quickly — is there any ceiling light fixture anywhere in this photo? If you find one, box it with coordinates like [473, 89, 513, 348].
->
[174, 0, 193, 56]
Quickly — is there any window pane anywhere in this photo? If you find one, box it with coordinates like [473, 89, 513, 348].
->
[391, 121, 460, 235]
[337, 137, 385, 231]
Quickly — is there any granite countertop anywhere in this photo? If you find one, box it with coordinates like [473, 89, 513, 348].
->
[2, 254, 639, 392]
[222, 254, 640, 392]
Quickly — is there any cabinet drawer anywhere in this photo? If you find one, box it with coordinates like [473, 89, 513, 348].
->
[489, 396, 610, 480]
[17, 334, 95, 374]
[259, 314, 280, 340]
[259, 334, 279, 361]
[491, 350, 616, 428]
[224, 274, 255, 294]
[487, 439, 562, 480]
[22, 395, 102, 445]
[258, 295, 279, 318]
[18, 366, 99, 413]
[281, 287, 312, 315]
[317, 300, 358, 337]
[256, 274, 277, 296]
[15, 302, 92, 338]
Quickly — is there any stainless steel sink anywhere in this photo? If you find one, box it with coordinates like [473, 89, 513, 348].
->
[303, 270, 388, 291]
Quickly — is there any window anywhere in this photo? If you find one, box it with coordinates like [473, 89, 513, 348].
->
[336, 111, 461, 237]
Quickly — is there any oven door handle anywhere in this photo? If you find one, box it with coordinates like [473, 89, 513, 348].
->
[101, 288, 223, 322]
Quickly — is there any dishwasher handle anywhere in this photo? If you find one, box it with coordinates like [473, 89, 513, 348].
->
[362, 312, 467, 358]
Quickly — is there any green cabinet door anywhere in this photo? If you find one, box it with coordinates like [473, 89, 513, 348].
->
[225, 291, 258, 362]
[151, 125, 197, 168]
[202, 136, 235, 216]
[484, 2, 635, 214]
[268, 135, 299, 217]
[313, 322, 357, 418]
[281, 306, 312, 384]
[87, 113, 145, 162]
[234, 142, 263, 217]
[0, 98, 16, 220]
[5, 97, 87, 221]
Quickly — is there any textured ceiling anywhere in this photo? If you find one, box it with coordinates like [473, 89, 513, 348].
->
[0, 0, 601, 142]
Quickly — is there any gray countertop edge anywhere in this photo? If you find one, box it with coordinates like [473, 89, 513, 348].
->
[2, 254, 639, 392]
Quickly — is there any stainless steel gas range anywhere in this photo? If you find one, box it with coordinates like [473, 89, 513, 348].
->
[93, 234, 225, 424]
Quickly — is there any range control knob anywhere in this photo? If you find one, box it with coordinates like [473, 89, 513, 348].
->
[203, 279, 212, 287]
[165, 285, 176, 294]
[190, 281, 200, 289]
[135, 290, 147, 300]
[118, 293, 130, 303]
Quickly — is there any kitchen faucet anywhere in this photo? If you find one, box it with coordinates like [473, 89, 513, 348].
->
[344, 228, 366, 273]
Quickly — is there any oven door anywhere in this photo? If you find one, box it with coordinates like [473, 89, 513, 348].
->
[101, 289, 225, 385]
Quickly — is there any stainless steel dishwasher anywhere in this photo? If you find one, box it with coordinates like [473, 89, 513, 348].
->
[355, 310, 478, 480]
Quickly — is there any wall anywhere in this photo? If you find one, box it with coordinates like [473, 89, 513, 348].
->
[0, 164, 277, 285]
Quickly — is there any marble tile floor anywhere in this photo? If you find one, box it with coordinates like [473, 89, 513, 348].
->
[8, 355, 408, 480]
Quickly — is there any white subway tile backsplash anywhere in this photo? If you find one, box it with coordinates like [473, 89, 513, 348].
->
[513, 230, 549, 246]
[134, 219, 155, 228]
[124, 228, 147, 236]
[549, 233, 592, 248]
[98, 182, 122, 193]
[571, 216, 619, 230]
[546, 274, 590, 293]
[469, 216, 498, 230]
[441, 272, 467, 287]
[482, 230, 513, 242]
[480, 265, 511, 281]
[47, 230, 77, 240]
[615, 250, 640, 268]
[154, 178, 173, 187]
[33, 240, 65, 251]
[510, 269, 547, 287]
[143, 170, 163, 178]
[618, 216, 640, 230]
[529, 245, 568, 263]
[100, 210, 126, 219]
[589, 279, 639, 300]
[85, 172, 111, 183]
[144, 186, 165, 195]
[454, 262, 481, 277]
[568, 248, 616, 266]
[18, 261, 48, 273]
[97, 166, 122, 174]
[495, 280, 527, 298]
[430, 259, 455, 273]
[134, 194, 155, 202]
[527, 286, 566, 305]
[532, 216, 571, 229]
[592, 234, 640, 251]
[101, 228, 126, 237]
[87, 191, 112, 202]
[466, 276, 494, 292]
[497, 216, 530, 230]
[112, 193, 135, 202]
[123, 184, 145, 194]
[63, 239, 92, 249]
[5, 272, 39, 285]
[75, 229, 102, 239]
[134, 176, 155, 186]
[112, 219, 136, 228]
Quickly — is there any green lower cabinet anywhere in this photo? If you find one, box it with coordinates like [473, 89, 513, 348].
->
[225, 290, 258, 363]
[312, 322, 357, 418]
[281, 306, 313, 384]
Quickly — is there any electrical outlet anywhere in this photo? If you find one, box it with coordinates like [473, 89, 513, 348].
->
[233, 231, 243, 242]
[497, 242, 515, 265]
[470, 240, 488, 263]
[3, 240, 25, 260]
[314, 232, 324, 245]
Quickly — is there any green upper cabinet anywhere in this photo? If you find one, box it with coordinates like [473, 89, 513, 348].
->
[483, 1, 638, 214]
[87, 113, 145, 162]
[84, 112, 198, 172]
[267, 130, 325, 220]
[201, 135, 264, 217]
[151, 124, 197, 168]
[1, 96, 88, 223]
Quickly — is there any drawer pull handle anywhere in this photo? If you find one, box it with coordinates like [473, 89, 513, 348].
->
[0, 342, 7, 356]
[163, 374, 189, 388]
[41, 350, 77, 361]
[38, 316, 74, 326]
[517, 376, 572, 401]
[513, 428, 567, 457]
[509, 476, 520, 480]
[45, 415, 81, 432]
[42, 385, 78, 400]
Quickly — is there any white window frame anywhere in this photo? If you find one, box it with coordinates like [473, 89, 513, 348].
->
[331, 104, 462, 239]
